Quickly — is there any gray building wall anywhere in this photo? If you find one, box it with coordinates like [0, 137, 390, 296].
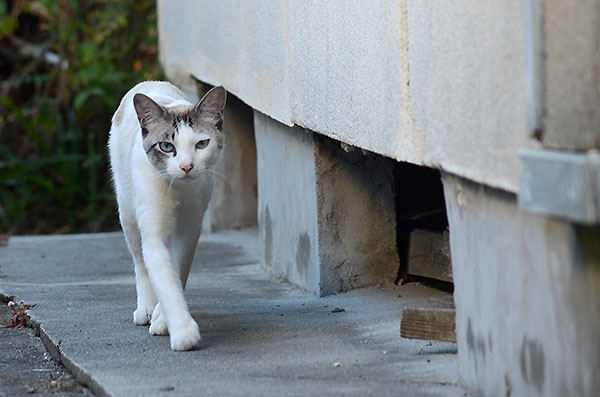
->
[156, 0, 570, 193]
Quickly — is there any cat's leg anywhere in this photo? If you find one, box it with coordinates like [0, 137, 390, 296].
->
[176, 230, 201, 290]
[149, 231, 200, 336]
[120, 211, 157, 325]
[139, 219, 200, 351]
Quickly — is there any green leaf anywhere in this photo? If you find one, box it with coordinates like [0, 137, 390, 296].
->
[0, 17, 18, 37]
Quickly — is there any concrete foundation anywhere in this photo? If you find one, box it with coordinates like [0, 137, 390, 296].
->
[443, 173, 600, 396]
[255, 112, 320, 293]
[255, 112, 399, 296]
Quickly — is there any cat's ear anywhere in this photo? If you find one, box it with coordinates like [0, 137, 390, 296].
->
[193, 86, 227, 129]
[133, 94, 166, 130]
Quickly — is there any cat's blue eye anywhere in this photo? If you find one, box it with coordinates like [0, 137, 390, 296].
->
[158, 141, 175, 153]
[196, 139, 210, 150]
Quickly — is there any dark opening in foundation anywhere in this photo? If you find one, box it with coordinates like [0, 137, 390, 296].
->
[394, 162, 452, 292]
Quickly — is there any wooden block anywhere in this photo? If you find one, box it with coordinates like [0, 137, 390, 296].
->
[407, 229, 452, 282]
[400, 307, 456, 343]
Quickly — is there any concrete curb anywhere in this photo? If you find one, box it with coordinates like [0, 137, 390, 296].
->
[1, 290, 112, 396]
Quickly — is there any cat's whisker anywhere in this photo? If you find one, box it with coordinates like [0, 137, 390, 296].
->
[154, 170, 177, 198]
[204, 169, 229, 182]
[201, 169, 225, 183]
[201, 169, 233, 193]
[199, 174, 213, 193]
[168, 175, 175, 197]
[155, 170, 171, 179]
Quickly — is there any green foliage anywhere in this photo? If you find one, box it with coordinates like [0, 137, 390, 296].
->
[0, 0, 162, 234]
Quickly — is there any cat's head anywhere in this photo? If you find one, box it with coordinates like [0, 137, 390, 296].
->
[133, 86, 227, 182]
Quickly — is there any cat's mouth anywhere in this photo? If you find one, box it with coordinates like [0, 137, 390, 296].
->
[177, 173, 198, 182]
[159, 171, 198, 183]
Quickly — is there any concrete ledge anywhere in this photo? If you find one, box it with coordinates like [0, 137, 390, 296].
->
[518, 149, 600, 224]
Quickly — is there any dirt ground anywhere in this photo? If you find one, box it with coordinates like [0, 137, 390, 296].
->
[0, 303, 93, 396]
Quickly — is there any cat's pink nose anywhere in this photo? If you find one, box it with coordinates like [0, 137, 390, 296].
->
[180, 164, 194, 174]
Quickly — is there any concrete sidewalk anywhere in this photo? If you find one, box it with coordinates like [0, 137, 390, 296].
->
[0, 229, 463, 396]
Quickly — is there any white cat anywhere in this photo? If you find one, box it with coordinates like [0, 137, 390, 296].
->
[108, 81, 226, 351]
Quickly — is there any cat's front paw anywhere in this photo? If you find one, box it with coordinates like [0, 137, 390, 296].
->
[149, 304, 168, 335]
[169, 319, 201, 351]
[133, 306, 154, 325]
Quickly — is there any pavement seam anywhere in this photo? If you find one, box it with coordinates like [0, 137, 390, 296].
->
[247, 373, 460, 386]
[1, 290, 113, 397]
